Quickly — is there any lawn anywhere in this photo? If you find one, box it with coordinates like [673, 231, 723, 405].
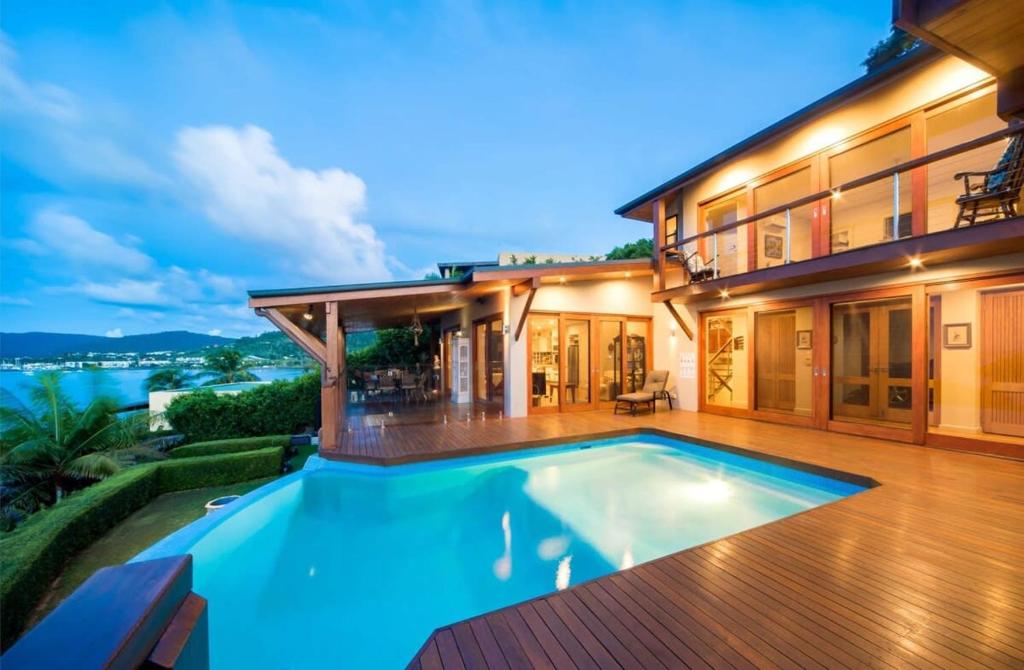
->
[29, 444, 318, 624]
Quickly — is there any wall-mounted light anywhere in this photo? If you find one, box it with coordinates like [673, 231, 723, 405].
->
[559, 276, 566, 284]
[302, 305, 314, 321]
[669, 324, 677, 338]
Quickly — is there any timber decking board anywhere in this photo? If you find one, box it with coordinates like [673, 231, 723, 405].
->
[322, 409, 1024, 669]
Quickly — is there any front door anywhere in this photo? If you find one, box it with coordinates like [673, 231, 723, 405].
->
[831, 297, 913, 426]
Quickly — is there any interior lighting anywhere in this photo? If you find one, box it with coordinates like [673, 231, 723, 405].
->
[302, 305, 314, 321]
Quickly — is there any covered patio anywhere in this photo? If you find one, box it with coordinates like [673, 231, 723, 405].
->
[246, 258, 659, 455]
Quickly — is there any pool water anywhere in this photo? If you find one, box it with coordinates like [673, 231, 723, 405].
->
[137, 435, 866, 669]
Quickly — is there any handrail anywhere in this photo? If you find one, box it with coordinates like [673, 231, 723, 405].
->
[661, 124, 1023, 252]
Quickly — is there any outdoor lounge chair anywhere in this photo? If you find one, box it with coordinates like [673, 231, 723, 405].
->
[954, 132, 1024, 227]
[681, 249, 717, 283]
[614, 370, 670, 416]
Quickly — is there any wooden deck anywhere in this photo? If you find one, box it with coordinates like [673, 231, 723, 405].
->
[329, 410, 1024, 669]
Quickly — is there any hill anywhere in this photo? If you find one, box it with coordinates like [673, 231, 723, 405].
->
[0, 331, 234, 358]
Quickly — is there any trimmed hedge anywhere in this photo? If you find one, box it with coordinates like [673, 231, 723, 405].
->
[156, 447, 284, 493]
[0, 446, 284, 650]
[169, 435, 291, 459]
[165, 373, 318, 443]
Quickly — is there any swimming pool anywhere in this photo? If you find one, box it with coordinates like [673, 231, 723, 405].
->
[136, 434, 867, 669]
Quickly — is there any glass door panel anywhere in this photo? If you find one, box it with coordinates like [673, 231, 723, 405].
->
[831, 298, 912, 426]
[474, 322, 487, 402]
[487, 319, 504, 402]
[625, 321, 648, 393]
[705, 312, 749, 409]
[598, 320, 623, 402]
[754, 168, 813, 269]
[703, 194, 746, 277]
[755, 307, 813, 416]
[529, 316, 559, 411]
[564, 318, 591, 407]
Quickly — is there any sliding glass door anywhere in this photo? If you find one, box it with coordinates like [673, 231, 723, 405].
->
[528, 313, 651, 414]
[831, 298, 913, 426]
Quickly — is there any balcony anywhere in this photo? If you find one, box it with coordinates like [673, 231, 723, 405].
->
[656, 125, 1024, 303]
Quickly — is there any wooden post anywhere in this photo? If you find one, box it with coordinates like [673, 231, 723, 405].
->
[322, 302, 343, 452]
[652, 197, 666, 292]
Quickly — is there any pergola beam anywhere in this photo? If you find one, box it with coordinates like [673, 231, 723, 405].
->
[255, 307, 327, 365]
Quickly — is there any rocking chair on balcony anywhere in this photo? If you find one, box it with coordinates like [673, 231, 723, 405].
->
[953, 132, 1024, 227]
[681, 249, 717, 283]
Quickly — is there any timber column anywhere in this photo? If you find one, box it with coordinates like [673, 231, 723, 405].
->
[322, 301, 346, 451]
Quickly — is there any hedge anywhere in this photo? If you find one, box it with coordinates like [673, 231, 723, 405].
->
[169, 435, 291, 459]
[165, 373, 318, 443]
[0, 446, 284, 650]
[156, 447, 284, 493]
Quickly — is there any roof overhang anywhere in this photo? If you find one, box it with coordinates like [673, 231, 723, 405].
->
[247, 258, 653, 337]
[894, 0, 1024, 120]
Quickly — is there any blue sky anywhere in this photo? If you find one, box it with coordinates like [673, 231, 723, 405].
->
[1, 1, 890, 337]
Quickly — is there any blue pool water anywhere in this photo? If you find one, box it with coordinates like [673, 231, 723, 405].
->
[137, 435, 866, 669]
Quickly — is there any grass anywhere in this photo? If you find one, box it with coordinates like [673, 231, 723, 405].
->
[30, 441, 318, 624]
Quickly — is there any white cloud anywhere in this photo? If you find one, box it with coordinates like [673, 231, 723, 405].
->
[74, 279, 165, 306]
[24, 210, 154, 274]
[0, 33, 165, 189]
[174, 124, 391, 284]
[207, 329, 222, 336]
[105, 328, 124, 338]
[0, 296, 32, 306]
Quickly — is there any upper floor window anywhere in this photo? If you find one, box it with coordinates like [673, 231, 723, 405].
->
[828, 127, 912, 253]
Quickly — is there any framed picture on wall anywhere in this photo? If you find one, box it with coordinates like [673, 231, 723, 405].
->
[764, 234, 784, 259]
[943, 323, 972, 349]
[795, 330, 812, 350]
[831, 228, 851, 252]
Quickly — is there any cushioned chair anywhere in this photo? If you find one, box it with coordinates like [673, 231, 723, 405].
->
[614, 370, 670, 416]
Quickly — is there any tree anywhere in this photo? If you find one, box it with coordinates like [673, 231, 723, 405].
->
[423, 271, 442, 280]
[145, 368, 195, 392]
[606, 237, 653, 260]
[863, 28, 920, 72]
[0, 373, 160, 522]
[203, 348, 258, 385]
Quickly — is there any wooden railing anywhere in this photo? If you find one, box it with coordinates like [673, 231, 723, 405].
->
[660, 124, 1022, 283]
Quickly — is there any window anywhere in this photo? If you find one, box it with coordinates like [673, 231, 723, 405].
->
[829, 128, 912, 253]
[700, 192, 747, 277]
[753, 168, 813, 269]
[926, 92, 1006, 232]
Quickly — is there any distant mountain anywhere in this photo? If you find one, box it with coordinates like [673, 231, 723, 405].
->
[0, 331, 234, 358]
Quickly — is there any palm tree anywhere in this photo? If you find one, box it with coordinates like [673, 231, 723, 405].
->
[203, 348, 258, 385]
[145, 367, 195, 392]
[0, 373, 162, 521]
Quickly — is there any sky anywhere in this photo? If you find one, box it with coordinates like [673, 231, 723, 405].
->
[0, 0, 891, 338]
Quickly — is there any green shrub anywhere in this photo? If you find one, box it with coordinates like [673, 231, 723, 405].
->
[0, 466, 158, 648]
[0, 446, 285, 649]
[155, 447, 284, 493]
[165, 373, 318, 443]
[169, 435, 291, 459]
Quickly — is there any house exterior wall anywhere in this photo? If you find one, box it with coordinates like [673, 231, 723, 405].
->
[672, 54, 992, 241]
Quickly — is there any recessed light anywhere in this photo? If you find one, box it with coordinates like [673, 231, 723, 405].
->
[831, 189, 842, 200]
[719, 289, 730, 299]
[624, 271, 632, 278]
[559, 276, 566, 284]
[909, 257, 923, 268]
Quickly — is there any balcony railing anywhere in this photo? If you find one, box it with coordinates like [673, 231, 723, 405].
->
[661, 125, 1023, 288]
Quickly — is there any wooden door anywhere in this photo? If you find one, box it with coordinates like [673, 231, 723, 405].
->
[981, 289, 1024, 437]
[756, 311, 797, 411]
